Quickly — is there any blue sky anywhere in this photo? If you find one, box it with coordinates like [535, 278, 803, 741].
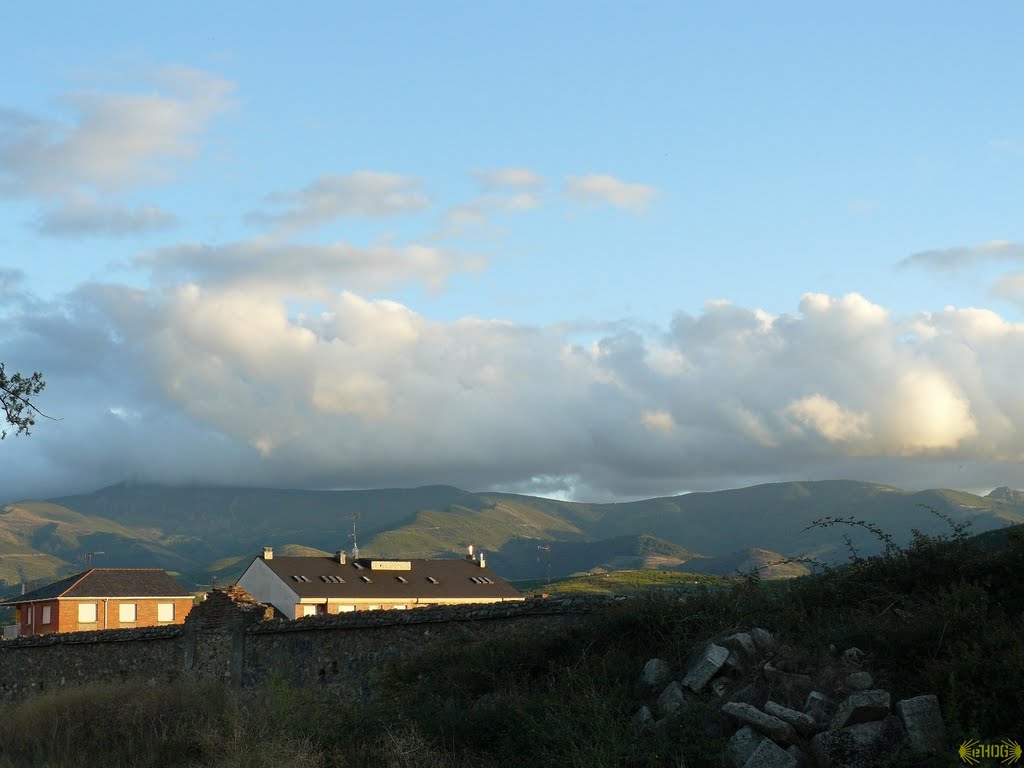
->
[2, 3, 1024, 501]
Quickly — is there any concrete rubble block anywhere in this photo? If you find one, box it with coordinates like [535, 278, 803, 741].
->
[641, 658, 673, 689]
[721, 631, 758, 661]
[841, 647, 866, 666]
[712, 677, 732, 698]
[657, 680, 687, 718]
[786, 745, 806, 767]
[803, 691, 832, 725]
[811, 716, 903, 768]
[725, 650, 748, 674]
[727, 681, 762, 707]
[632, 705, 655, 735]
[831, 689, 891, 730]
[682, 643, 730, 692]
[846, 671, 872, 690]
[726, 725, 766, 768]
[721, 702, 798, 744]
[895, 694, 944, 756]
[764, 700, 817, 735]
[742, 738, 798, 768]
[763, 662, 814, 704]
[751, 627, 776, 653]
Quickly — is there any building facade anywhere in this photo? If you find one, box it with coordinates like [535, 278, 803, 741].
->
[237, 546, 524, 619]
[2, 568, 194, 637]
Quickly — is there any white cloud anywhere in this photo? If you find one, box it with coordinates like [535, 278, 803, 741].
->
[0, 66, 232, 198]
[249, 172, 431, 232]
[641, 409, 676, 435]
[36, 194, 176, 237]
[433, 169, 544, 239]
[565, 173, 659, 211]
[135, 237, 484, 294]
[898, 240, 1024, 271]
[473, 168, 544, 190]
[783, 395, 871, 443]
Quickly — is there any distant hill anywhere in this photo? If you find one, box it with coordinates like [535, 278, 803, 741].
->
[684, 547, 811, 579]
[0, 479, 1021, 590]
[486, 534, 704, 580]
[512, 569, 733, 596]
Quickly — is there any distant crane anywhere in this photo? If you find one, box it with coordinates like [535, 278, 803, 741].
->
[536, 545, 552, 585]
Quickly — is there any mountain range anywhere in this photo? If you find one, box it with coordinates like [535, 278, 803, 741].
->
[2, 479, 1022, 593]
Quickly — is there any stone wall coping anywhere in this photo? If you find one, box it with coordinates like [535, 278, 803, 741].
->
[0, 624, 183, 649]
[0, 594, 625, 649]
[247, 594, 624, 635]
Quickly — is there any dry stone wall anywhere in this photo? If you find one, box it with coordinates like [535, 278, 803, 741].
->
[0, 590, 613, 704]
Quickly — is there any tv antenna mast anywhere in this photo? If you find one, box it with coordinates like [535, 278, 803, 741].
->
[536, 545, 552, 584]
[83, 551, 105, 568]
[343, 512, 361, 558]
[0, 553, 46, 594]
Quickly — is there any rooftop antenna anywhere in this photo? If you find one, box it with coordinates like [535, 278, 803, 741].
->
[343, 512, 361, 558]
[537, 544, 552, 585]
[83, 551, 105, 568]
[16, 564, 27, 596]
[0, 553, 46, 593]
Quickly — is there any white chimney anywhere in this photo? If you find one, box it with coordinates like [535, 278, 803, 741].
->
[478, 551, 486, 568]
[263, 546, 274, 561]
[467, 544, 474, 560]
[336, 549, 347, 565]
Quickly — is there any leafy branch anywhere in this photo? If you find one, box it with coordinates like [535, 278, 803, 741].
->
[0, 364, 52, 439]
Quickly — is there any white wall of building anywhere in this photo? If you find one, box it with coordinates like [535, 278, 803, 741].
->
[237, 558, 301, 619]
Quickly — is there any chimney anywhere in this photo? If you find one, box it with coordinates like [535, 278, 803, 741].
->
[478, 550, 486, 568]
[467, 544, 474, 560]
[263, 546, 273, 561]
[336, 549, 347, 565]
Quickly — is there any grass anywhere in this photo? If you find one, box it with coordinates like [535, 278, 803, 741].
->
[512, 569, 735, 596]
[0, 519, 1020, 767]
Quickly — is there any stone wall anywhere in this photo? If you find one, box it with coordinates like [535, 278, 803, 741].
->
[0, 589, 617, 704]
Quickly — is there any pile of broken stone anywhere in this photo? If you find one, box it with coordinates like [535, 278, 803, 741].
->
[632, 627, 945, 768]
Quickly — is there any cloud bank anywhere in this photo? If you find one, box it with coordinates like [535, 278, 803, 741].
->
[5, 266, 1024, 502]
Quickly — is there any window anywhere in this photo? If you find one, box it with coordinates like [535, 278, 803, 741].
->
[393, 604, 408, 610]
[300, 604, 317, 617]
[338, 605, 356, 613]
[41, 606, 51, 624]
[367, 604, 381, 610]
[119, 603, 137, 623]
[78, 603, 98, 623]
[157, 603, 175, 622]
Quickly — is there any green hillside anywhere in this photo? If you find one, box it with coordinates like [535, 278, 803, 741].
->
[0, 479, 1021, 590]
[513, 568, 733, 595]
[485, 533, 704, 580]
[684, 547, 811, 579]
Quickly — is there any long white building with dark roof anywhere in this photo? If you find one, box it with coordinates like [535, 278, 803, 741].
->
[236, 546, 524, 619]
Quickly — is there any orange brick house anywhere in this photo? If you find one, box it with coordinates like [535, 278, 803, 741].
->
[1, 568, 194, 637]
